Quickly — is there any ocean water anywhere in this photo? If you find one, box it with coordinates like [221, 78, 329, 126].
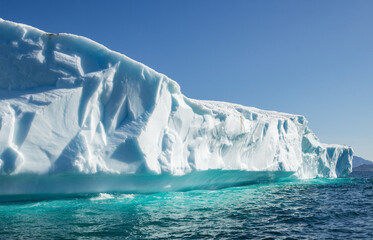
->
[0, 171, 372, 239]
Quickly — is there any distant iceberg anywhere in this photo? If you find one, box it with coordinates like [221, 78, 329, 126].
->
[0, 19, 352, 184]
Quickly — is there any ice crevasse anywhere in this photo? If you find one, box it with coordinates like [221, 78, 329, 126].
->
[0, 19, 352, 179]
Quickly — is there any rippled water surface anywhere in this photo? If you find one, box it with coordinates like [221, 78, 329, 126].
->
[1, 172, 373, 239]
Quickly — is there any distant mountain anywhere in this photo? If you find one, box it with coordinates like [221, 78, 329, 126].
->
[352, 164, 373, 172]
[352, 156, 373, 168]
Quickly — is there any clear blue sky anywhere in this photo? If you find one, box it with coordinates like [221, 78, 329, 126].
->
[1, 0, 372, 160]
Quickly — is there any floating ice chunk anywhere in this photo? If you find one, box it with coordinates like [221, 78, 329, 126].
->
[90, 193, 115, 201]
[118, 194, 135, 199]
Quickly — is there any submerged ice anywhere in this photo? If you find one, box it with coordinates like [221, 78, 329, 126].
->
[0, 19, 352, 179]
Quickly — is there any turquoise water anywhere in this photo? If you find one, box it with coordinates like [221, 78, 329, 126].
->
[0, 172, 372, 239]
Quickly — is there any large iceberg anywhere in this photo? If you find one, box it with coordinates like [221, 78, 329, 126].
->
[0, 19, 352, 184]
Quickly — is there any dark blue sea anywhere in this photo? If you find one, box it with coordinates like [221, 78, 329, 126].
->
[0, 171, 372, 239]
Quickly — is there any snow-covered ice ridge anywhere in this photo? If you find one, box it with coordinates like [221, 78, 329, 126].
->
[0, 19, 352, 178]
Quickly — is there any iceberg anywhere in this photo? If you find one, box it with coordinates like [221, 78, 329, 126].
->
[0, 19, 352, 189]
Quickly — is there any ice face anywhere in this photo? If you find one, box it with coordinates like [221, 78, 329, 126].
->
[0, 19, 353, 178]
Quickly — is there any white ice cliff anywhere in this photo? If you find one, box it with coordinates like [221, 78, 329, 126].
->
[0, 19, 352, 179]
